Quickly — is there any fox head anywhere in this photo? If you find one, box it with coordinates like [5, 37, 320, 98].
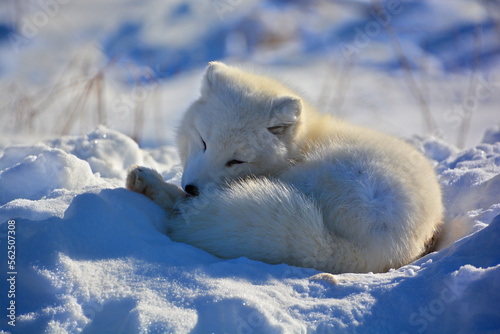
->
[176, 62, 305, 196]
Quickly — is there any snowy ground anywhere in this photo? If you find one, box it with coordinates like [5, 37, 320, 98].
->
[0, 126, 499, 333]
[1, 0, 500, 333]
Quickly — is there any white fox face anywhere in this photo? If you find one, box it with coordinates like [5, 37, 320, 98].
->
[176, 62, 304, 196]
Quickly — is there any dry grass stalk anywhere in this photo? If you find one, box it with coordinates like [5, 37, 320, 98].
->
[374, 0, 438, 135]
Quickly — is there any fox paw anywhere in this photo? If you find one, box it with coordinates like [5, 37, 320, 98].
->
[126, 165, 164, 196]
[126, 165, 186, 211]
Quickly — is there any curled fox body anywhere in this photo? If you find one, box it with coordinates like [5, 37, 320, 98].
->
[127, 62, 443, 273]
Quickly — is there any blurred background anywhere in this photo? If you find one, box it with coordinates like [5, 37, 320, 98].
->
[0, 0, 499, 148]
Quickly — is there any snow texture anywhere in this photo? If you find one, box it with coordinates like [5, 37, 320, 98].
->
[1, 126, 499, 333]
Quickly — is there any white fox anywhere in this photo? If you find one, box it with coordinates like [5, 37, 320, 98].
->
[127, 62, 443, 274]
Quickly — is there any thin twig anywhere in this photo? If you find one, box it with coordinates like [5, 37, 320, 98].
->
[60, 78, 95, 135]
[375, 0, 438, 134]
[96, 72, 106, 126]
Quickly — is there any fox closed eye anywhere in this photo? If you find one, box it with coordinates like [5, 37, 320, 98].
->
[226, 159, 245, 167]
[202, 138, 207, 151]
[267, 124, 290, 136]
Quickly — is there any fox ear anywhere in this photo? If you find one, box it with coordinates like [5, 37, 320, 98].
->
[267, 96, 302, 135]
[201, 61, 227, 94]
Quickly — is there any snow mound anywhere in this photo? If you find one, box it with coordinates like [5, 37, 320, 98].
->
[0, 145, 97, 206]
[1, 126, 499, 333]
[47, 126, 144, 180]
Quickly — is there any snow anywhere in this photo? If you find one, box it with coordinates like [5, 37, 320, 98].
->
[1, 126, 499, 333]
[1, 0, 500, 333]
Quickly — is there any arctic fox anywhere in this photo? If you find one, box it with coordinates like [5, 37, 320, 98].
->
[127, 62, 443, 274]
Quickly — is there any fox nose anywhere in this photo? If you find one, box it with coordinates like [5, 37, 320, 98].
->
[184, 184, 199, 196]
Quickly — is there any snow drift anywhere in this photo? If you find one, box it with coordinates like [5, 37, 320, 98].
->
[1, 126, 499, 333]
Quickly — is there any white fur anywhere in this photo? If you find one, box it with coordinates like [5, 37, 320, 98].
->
[127, 62, 443, 274]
